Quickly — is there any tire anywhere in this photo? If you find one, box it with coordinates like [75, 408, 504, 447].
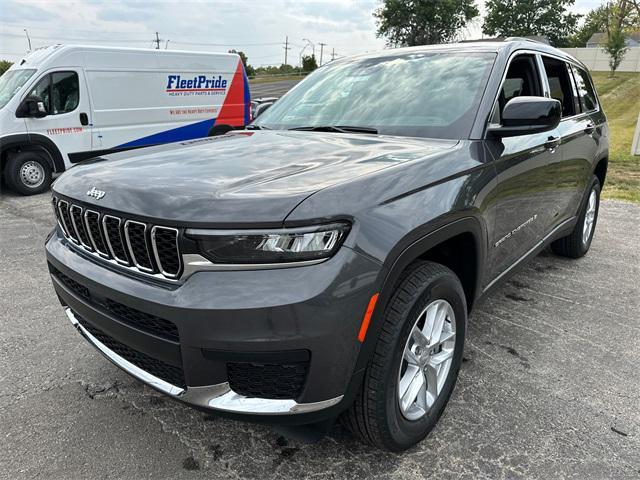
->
[208, 124, 233, 137]
[551, 175, 600, 258]
[342, 261, 467, 451]
[4, 151, 52, 196]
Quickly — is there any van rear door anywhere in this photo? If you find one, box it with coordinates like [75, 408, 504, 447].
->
[23, 69, 92, 166]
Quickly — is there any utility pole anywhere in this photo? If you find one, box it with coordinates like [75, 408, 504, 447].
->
[165, 40, 170, 50]
[24, 29, 32, 51]
[331, 48, 336, 61]
[154, 32, 161, 50]
[318, 42, 326, 66]
[283, 36, 291, 66]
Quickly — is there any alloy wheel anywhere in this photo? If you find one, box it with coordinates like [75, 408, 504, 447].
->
[397, 299, 456, 421]
[582, 189, 597, 245]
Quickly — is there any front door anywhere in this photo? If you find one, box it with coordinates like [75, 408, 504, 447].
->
[23, 69, 92, 165]
[484, 53, 559, 285]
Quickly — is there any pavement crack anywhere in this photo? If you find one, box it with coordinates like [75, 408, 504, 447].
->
[611, 426, 629, 437]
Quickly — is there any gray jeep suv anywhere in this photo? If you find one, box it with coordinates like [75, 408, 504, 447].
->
[46, 39, 608, 451]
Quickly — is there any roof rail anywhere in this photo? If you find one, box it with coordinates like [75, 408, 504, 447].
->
[504, 37, 549, 45]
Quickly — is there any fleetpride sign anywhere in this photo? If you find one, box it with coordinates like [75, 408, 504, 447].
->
[166, 75, 228, 96]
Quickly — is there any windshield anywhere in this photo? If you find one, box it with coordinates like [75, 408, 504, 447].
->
[0, 69, 36, 109]
[256, 52, 496, 139]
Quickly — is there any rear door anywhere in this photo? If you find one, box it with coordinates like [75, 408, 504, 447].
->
[23, 69, 92, 165]
[540, 57, 598, 229]
[485, 53, 560, 285]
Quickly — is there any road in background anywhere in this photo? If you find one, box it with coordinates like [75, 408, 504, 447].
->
[250, 79, 301, 99]
[0, 191, 638, 479]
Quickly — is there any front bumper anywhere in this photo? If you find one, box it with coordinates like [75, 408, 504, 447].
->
[46, 230, 381, 421]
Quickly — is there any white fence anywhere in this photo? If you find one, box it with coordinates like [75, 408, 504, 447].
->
[560, 47, 640, 72]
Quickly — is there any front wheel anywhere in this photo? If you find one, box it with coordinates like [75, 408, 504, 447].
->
[551, 176, 600, 258]
[4, 151, 53, 196]
[342, 261, 466, 451]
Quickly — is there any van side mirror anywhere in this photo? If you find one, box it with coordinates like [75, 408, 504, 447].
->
[488, 96, 561, 138]
[16, 96, 48, 118]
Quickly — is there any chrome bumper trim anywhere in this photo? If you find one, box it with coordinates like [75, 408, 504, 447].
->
[66, 308, 184, 396]
[65, 308, 343, 415]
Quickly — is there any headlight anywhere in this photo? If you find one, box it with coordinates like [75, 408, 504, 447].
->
[186, 222, 350, 264]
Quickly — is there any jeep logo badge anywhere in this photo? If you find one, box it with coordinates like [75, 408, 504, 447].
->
[86, 187, 106, 200]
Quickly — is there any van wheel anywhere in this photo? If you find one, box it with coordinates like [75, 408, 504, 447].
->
[342, 261, 466, 451]
[208, 124, 233, 137]
[551, 176, 600, 258]
[4, 152, 52, 195]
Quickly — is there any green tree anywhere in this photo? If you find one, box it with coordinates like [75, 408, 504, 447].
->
[604, 27, 628, 76]
[302, 54, 318, 72]
[482, 0, 580, 46]
[566, 6, 609, 47]
[567, 1, 639, 47]
[0, 60, 13, 76]
[228, 49, 255, 77]
[374, 0, 479, 46]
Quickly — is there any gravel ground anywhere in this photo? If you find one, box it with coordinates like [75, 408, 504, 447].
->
[0, 189, 638, 480]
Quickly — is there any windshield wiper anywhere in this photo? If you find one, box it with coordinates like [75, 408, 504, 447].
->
[288, 125, 378, 134]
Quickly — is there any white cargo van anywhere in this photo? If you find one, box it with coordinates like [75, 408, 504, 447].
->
[0, 45, 251, 195]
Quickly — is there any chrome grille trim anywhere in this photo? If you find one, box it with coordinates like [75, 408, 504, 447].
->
[57, 200, 78, 243]
[53, 196, 183, 281]
[102, 215, 130, 265]
[84, 210, 110, 258]
[52, 197, 67, 236]
[150, 226, 181, 279]
[124, 220, 155, 273]
[70, 205, 93, 251]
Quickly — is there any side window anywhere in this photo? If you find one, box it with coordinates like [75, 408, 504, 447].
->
[51, 72, 79, 114]
[492, 54, 543, 123]
[572, 66, 598, 112]
[26, 71, 79, 115]
[541, 57, 576, 118]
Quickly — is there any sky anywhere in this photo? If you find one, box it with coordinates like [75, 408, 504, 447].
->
[0, 0, 605, 65]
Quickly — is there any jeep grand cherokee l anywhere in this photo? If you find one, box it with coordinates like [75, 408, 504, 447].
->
[46, 39, 608, 451]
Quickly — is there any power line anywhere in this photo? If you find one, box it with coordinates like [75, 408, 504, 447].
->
[170, 40, 283, 47]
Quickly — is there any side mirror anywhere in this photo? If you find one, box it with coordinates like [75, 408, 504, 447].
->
[488, 96, 561, 138]
[16, 96, 47, 118]
[253, 101, 274, 119]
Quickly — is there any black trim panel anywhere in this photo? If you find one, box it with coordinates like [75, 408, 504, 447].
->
[68, 144, 155, 163]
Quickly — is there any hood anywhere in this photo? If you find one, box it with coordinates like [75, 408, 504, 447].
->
[53, 130, 458, 226]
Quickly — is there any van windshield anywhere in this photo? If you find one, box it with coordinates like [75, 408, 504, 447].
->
[0, 69, 36, 109]
[255, 52, 496, 140]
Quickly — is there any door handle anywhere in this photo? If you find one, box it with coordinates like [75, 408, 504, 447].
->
[545, 135, 560, 151]
[79, 112, 89, 126]
[584, 122, 595, 134]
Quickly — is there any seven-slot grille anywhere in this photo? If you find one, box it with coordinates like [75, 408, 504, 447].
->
[53, 196, 182, 279]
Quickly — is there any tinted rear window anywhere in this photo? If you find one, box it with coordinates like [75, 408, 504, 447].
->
[572, 66, 598, 112]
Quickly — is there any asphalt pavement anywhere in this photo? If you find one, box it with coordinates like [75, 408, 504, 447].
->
[0, 189, 638, 479]
[250, 79, 301, 99]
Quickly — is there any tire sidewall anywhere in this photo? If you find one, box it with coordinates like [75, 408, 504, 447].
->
[5, 152, 52, 195]
[382, 271, 467, 449]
